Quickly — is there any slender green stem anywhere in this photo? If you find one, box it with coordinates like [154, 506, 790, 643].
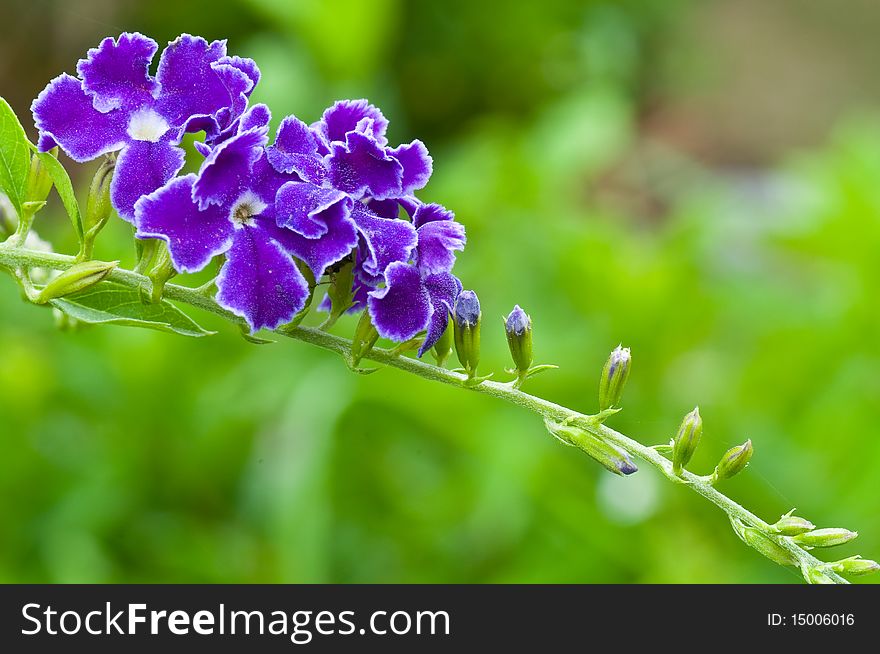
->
[0, 244, 851, 583]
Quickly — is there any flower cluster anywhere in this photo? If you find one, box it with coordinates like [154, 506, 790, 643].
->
[31, 33, 465, 352]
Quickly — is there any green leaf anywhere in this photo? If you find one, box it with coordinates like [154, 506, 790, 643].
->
[34, 150, 83, 241]
[0, 96, 32, 219]
[49, 281, 215, 338]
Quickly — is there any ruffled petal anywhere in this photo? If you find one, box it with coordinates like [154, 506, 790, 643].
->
[350, 202, 417, 277]
[265, 200, 358, 278]
[412, 202, 455, 228]
[76, 32, 159, 112]
[192, 124, 267, 209]
[215, 221, 310, 332]
[134, 174, 233, 273]
[419, 272, 462, 356]
[31, 74, 128, 162]
[215, 55, 260, 93]
[265, 115, 325, 183]
[389, 140, 432, 195]
[416, 218, 466, 275]
[326, 131, 403, 200]
[274, 181, 349, 238]
[368, 262, 431, 342]
[110, 138, 186, 223]
[154, 34, 232, 129]
[314, 99, 388, 147]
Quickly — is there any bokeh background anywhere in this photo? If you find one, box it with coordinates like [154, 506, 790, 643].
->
[1, 0, 879, 583]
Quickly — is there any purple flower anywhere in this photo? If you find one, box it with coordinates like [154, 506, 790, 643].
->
[134, 105, 357, 332]
[367, 202, 466, 355]
[31, 33, 259, 222]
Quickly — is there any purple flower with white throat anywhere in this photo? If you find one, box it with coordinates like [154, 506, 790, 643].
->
[134, 105, 357, 332]
[31, 32, 259, 223]
[366, 202, 466, 356]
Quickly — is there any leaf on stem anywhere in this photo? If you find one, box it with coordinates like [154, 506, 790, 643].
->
[0, 97, 32, 220]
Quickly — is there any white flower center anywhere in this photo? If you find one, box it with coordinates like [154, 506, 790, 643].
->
[126, 109, 170, 142]
[230, 191, 267, 228]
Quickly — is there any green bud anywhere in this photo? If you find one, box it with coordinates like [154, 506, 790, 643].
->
[453, 290, 481, 377]
[828, 556, 880, 577]
[793, 528, 858, 548]
[25, 148, 56, 206]
[546, 421, 638, 476]
[598, 344, 631, 411]
[84, 157, 115, 237]
[671, 406, 702, 475]
[803, 567, 837, 584]
[326, 257, 355, 319]
[35, 260, 118, 304]
[504, 304, 532, 377]
[730, 518, 797, 566]
[712, 439, 753, 482]
[432, 320, 453, 367]
[351, 310, 379, 366]
[771, 515, 815, 536]
[147, 243, 177, 303]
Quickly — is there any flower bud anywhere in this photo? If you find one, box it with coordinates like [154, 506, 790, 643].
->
[84, 156, 115, 237]
[730, 518, 797, 566]
[793, 528, 858, 548]
[598, 345, 630, 411]
[672, 407, 702, 475]
[147, 243, 177, 303]
[803, 567, 837, 584]
[432, 321, 453, 367]
[25, 148, 55, 206]
[712, 439, 753, 482]
[351, 310, 379, 366]
[546, 421, 638, 476]
[828, 556, 880, 577]
[771, 515, 815, 536]
[35, 260, 117, 304]
[326, 257, 355, 322]
[505, 304, 532, 377]
[453, 290, 481, 377]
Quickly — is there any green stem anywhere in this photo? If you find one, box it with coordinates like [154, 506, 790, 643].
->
[0, 243, 850, 583]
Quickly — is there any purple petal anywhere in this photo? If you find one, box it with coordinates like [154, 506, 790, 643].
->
[155, 34, 231, 129]
[77, 33, 159, 112]
[412, 202, 455, 228]
[238, 103, 271, 132]
[265, 115, 325, 183]
[192, 126, 267, 209]
[250, 152, 298, 205]
[368, 262, 431, 342]
[274, 181, 349, 238]
[216, 221, 310, 332]
[365, 198, 401, 220]
[419, 272, 462, 356]
[389, 140, 432, 195]
[110, 138, 186, 223]
[350, 203, 417, 277]
[134, 174, 233, 273]
[209, 60, 252, 125]
[327, 131, 403, 200]
[266, 202, 358, 278]
[31, 74, 127, 162]
[314, 99, 388, 146]
[215, 55, 260, 93]
[416, 219, 466, 275]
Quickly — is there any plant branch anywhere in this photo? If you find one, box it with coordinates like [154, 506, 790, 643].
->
[0, 243, 854, 583]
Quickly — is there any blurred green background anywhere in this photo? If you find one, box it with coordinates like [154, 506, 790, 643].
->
[1, 0, 879, 583]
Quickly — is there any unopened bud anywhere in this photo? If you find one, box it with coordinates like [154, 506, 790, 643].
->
[84, 157, 115, 236]
[35, 260, 117, 304]
[432, 321, 452, 367]
[803, 567, 837, 584]
[672, 407, 702, 475]
[712, 439, 753, 481]
[505, 305, 532, 376]
[598, 345, 631, 411]
[771, 515, 815, 536]
[453, 290, 481, 377]
[546, 421, 638, 476]
[828, 556, 880, 577]
[730, 518, 797, 566]
[351, 310, 379, 366]
[793, 528, 858, 548]
[25, 148, 55, 206]
[326, 257, 355, 320]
